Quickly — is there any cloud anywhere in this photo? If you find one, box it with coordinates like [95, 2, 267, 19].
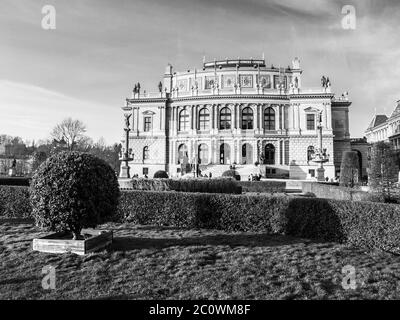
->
[0, 80, 122, 144]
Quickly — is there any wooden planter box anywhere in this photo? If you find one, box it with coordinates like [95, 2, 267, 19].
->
[32, 229, 113, 255]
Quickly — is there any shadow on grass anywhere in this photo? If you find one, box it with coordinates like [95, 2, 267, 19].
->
[0, 276, 38, 285]
[111, 232, 321, 252]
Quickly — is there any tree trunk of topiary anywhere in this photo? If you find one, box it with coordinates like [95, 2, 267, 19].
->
[72, 230, 83, 240]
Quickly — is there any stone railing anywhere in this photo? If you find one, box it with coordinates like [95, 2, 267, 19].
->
[129, 86, 331, 100]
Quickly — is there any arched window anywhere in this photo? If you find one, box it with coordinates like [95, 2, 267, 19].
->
[307, 146, 315, 162]
[219, 107, 231, 130]
[264, 107, 275, 130]
[179, 108, 189, 131]
[143, 146, 149, 160]
[198, 108, 210, 130]
[264, 143, 275, 164]
[198, 144, 209, 164]
[177, 144, 188, 164]
[241, 107, 253, 129]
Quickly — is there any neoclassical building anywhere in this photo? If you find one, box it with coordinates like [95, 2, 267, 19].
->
[121, 57, 352, 179]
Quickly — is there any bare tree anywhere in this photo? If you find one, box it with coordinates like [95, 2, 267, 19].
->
[50, 118, 88, 151]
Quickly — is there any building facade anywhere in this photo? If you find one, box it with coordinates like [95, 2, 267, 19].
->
[121, 57, 352, 179]
[365, 100, 400, 150]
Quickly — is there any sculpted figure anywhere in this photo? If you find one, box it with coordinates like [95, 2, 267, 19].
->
[321, 76, 326, 88]
[124, 114, 132, 130]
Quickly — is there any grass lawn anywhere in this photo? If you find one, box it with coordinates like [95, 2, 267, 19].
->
[1, 220, 400, 299]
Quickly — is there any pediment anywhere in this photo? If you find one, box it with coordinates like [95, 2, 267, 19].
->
[304, 107, 320, 113]
[142, 110, 156, 115]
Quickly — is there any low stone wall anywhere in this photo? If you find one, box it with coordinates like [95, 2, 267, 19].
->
[238, 181, 287, 193]
[302, 182, 383, 202]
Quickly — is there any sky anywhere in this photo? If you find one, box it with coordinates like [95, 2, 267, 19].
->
[1, 0, 399, 144]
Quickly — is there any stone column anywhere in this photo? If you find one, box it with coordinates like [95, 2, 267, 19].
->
[136, 107, 140, 134]
[276, 104, 280, 131]
[131, 107, 136, 132]
[233, 103, 237, 131]
[237, 104, 241, 130]
[254, 104, 259, 132]
[170, 106, 174, 135]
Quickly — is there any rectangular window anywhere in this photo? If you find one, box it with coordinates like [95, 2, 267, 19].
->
[306, 114, 315, 130]
[309, 169, 315, 177]
[142, 168, 149, 175]
[144, 117, 152, 132]
[273, 75, 280, 89]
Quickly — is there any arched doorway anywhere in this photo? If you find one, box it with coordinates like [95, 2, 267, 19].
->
[220, 143, 231, 164]
[264, 143, 275, 164]
[178, 143, 189, 175]
[241, 143, 253, 164]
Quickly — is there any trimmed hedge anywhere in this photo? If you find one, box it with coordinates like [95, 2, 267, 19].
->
[238, 181, 286, 193]
[128, 178, 242, 194]
[0, 186, 31, 218]
[30, 151, 120, 238]
[119, 190, 400, 254]
[153, 170, 169, 178]
[0, 177, 30, 186]
[4, 185, 400, 254]
[302, 182, 384, 202]
[222, 170, 241, 181]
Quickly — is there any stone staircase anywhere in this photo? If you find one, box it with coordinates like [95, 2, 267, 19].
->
[200, 164, 261, 180]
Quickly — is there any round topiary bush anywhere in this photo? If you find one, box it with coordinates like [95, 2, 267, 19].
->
[153, 170, 169, 179]
[221, 170, 241, 181]
[30, 151, 120, 239]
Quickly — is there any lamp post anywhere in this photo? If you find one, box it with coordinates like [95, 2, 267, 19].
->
[312, 111, 329, 181]
[119, 113, 134, 179]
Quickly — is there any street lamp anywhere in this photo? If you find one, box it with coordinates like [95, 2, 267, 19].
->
[311, 111, 330, 181]
[119, 113, 134, 178]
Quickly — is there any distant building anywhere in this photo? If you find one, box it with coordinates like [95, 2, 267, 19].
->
[121, 56, 353, 179]
[365, 100, 400, 149]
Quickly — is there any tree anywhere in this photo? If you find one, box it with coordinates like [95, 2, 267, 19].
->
[50, 118, 89, 151]
[368, 142, 399, 198]
[87, 139, 122, 173]
[339, 151, 359, 188]
[30, 151, 120, 240]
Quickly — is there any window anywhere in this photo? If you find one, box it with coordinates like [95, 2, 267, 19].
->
[219, 107, 231, 130]
[241, 107, 253, 129]
[307, 114, 315, 130]
[143, 168, 149, 175]
[144, 116, 152, 132]
[143, 146, 149, 160]
[198, 108, 210, 130]
[242, 144, 247, 158]
[198, 144, 209, 164]
[308, 169, 315, 177]
[307, 146, 315, 162]
[264, 107, 275, 130]
[179, 108, 189, 131]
